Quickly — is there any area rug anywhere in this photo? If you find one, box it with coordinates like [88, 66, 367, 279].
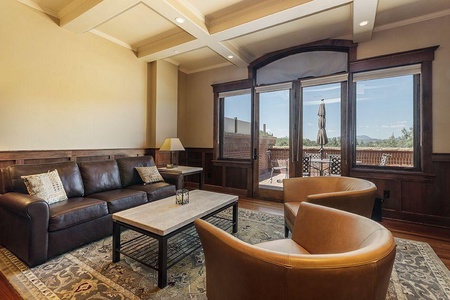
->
[1, 208, 449, 300]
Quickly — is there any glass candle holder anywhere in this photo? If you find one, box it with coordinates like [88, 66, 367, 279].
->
[176, 189, 189, 205]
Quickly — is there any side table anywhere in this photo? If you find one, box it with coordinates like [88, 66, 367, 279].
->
[158, 166, 203, 189]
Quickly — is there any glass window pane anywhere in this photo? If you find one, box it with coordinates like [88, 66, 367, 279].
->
[258, 90, 290, 189]
[303, 82, 341, 176]
[222, 93, 251, 159]
[356, 75, 414, 167]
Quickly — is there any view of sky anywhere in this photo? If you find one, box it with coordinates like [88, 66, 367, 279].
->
[224, 75, 413, 142]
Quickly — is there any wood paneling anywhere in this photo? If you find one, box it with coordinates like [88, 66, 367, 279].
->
[0, 149, 149, 168]
[1, 148, 449, 229]
[182, 148, 450, 229]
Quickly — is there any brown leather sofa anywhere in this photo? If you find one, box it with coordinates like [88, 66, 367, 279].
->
[283, 176, 377, 236]
[195, 202, 396, 300]
[0, 155, 182, 267]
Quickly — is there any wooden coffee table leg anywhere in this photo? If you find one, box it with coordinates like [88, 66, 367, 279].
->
[158, 237, 168, 288]
[112, 222, 121, 262]
[232, 202, 238, 233]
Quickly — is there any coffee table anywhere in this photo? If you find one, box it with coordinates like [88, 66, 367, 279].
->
[112, 190, 238, 288]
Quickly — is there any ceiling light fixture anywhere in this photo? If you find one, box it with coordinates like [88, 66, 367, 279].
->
[227, 55, 234, 59]
[175, 17, 185, 24]
[359, 20, 369, 27]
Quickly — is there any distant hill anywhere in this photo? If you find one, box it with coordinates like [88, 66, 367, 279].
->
[357, 135, 380, 143]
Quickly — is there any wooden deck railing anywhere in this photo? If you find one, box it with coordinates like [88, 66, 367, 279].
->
[264, 147, 413, 176]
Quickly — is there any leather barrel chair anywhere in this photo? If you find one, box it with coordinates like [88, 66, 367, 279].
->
[283, 176, 377, 237]
[195, 202, 396, 300]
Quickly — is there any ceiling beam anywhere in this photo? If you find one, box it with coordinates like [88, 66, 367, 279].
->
[209, 0, 347, 40]
[60, 0, 139, 33]
[352, 0, 378, 43]
[140, 0, 249, 67]
[138, 0, 351, 66]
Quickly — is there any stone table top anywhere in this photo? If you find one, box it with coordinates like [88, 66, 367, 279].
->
[112, 190, 238, 236]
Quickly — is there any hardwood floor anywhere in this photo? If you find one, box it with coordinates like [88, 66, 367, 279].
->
[1, 197, 449, 299]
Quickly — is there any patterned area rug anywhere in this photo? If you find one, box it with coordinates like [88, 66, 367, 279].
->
[1, 208, 449, 300]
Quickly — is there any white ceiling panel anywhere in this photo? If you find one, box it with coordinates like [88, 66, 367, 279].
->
[94, 3, 176, 46]
[376, 0, 450, 27]
[172, 47, 229, 73]
[184, 0, 248, 17]
[231, 4, 352, 59]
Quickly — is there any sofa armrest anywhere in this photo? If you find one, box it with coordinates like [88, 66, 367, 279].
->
[160, 173, 184, 190]
[0, 192, 49, 266]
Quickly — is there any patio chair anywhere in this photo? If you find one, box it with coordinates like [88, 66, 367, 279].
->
[379, 153, 391, 166]
[268, 150, 288, 183]
[302, 156, 311, 177]
[328, 155, 341, 176]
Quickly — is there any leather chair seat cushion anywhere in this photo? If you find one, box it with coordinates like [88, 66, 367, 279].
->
[257, 239, 310, 254]
[284, 202, 300, 229]
[89, 189, 147, 214]
[116, 156, 156, 187]
[49, 197, 109, 232]
[126, 182, 176, 202]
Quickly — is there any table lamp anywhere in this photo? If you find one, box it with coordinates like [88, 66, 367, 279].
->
[159, 138, 185, 168]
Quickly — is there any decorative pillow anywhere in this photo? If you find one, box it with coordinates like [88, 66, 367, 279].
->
[135, 166, 163, 184]
[21, 170, 68, 205]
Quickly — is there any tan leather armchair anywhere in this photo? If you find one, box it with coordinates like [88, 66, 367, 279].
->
[195, 202, 396, 300]
[283, 176, 377, 237]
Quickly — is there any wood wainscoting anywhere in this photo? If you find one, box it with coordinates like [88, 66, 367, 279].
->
[0, 148, 150, 168]
[1, 148, 449, 229]
[180, 148, 450, 229]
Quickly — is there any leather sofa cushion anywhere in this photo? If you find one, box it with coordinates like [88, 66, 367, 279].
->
[89, 189, 147, 214]
[126, 181, 176, 202]
[49, 197, 109, 232]
[8, 162, 84, 198]
[116, 156, 156, 187]
[78, 160, 122, 195]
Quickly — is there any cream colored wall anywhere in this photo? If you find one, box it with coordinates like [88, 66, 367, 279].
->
[182, 15, 450, 153]
[148, 60, 179, 148]
[178, 65, 248, 148]
[0, 0, 147, 150]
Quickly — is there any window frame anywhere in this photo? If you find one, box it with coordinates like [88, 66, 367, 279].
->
[349, 46, 438, 174]
[352, 67, 420, 170]
[218, 89, 252, 160]
[212, 79, 253, 161]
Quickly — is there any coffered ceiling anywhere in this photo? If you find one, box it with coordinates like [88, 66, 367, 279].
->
[18, 0, 450, 73]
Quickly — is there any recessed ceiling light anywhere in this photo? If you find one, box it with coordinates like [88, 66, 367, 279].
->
[227, 55, 234, 59]
[359, 20, 369, 27]
[175, 17, 185, 24]
[173, 50, 179, 54]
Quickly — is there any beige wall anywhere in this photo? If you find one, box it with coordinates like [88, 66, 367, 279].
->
[178, 65, 248, 148]
[148, 60, 179, 148]
[181, 15, 450, 153]
[0, 0, 147, 150]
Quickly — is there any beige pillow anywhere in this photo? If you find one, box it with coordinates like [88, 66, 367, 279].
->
[135, 166, 163, 184]
[21, 170, 68, 205]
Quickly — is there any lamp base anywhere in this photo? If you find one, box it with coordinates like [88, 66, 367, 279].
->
[166, 164, 174, 169]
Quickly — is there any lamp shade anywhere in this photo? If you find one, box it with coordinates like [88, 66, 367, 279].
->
[159, 138, 185, 152]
